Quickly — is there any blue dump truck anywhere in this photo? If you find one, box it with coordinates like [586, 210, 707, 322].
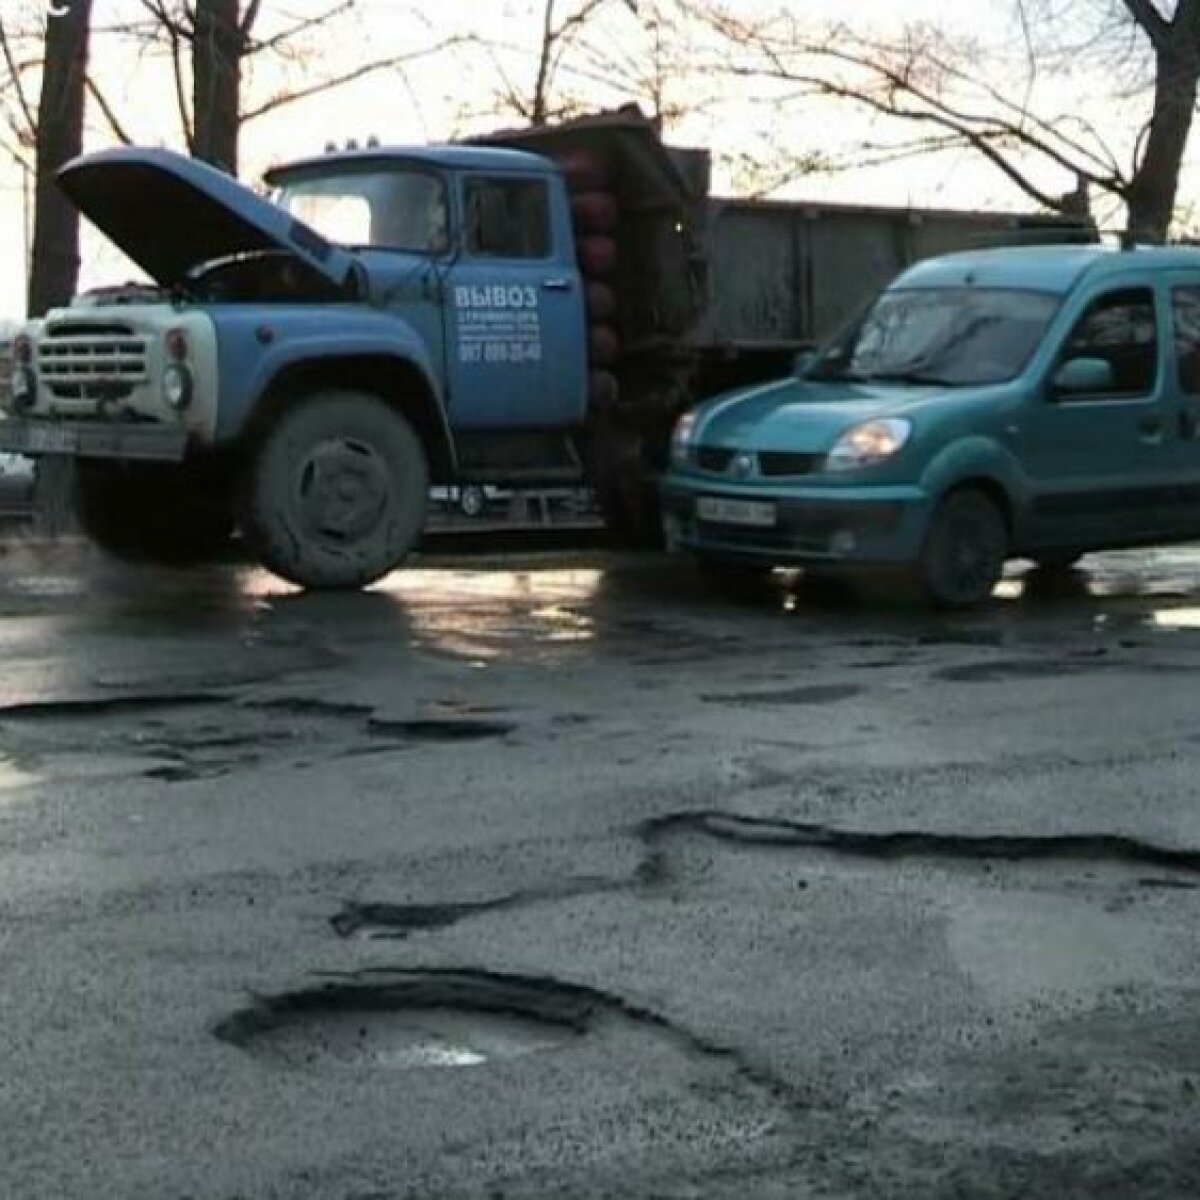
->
[0, 109, 1089, 588]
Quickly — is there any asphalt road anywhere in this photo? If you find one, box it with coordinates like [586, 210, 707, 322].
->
[3, 538, 1200, 1198]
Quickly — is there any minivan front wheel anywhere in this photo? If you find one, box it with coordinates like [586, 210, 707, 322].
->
[919, 489, 1008, 608]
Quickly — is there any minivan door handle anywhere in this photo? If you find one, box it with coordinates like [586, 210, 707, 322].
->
[1139, 415, 1164, 443]
[542, 277, 572, 291]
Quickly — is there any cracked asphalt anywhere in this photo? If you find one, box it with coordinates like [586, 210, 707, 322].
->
[4, 538, 1200, 1198]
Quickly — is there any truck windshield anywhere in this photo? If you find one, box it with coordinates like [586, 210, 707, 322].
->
[809, 287, 1060, 386]
[274, 168, 448, 254]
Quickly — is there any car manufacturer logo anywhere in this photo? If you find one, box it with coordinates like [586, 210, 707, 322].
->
[730, 452, 756, 479]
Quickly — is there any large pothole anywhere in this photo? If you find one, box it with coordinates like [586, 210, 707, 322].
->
[224, 1003, 574, 1070]
[214, 968, 785, 1097]
[216, 971, 621, 1073]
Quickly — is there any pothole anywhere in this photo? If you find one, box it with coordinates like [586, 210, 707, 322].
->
[216, 972, 616, 1073]
[213, 968, 787, 1099]
[700, 683, 862, 705]
[366, 717, 516, 741]
[331, 877, 625, 940]
[0, 691, 518, 783]
[227, 1004, 572, 1070]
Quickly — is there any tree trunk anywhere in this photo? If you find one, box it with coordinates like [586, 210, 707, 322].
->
[27, 0, 93, 317]
[1126, 46, 1200, 243]
[192, 0, 242, 174]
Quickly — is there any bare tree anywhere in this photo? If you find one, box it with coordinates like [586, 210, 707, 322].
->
[112, 2, 458, 176]
[475, 0, 647, 126]
[25, 0, 94, 315]
[697, 0, 1200, 241]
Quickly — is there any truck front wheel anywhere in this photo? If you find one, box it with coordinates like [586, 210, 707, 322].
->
[75, 461, 233, 563]
[242, 390, 428, 590]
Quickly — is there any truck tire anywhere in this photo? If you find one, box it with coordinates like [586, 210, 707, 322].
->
[918, 489, 1008, 608]
[570, 191, 619, 235]
[589, 325, 620, 368]
[556, 150, 611, 192]
[242, 390, 428, 589]
[585, 282, 617, 321]
[577, 236, 617, 277]
[588, 370, 619, 413]
[591, 422, 662, 547]
[75, 461, 233, 563]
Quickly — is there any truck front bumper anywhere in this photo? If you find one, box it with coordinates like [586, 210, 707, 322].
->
[0, 419, 188, 462]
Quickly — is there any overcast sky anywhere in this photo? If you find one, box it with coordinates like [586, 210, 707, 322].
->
[0, 0, 1155, 317]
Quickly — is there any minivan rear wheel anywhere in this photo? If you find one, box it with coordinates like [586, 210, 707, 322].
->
[919, 489, 1008, 608]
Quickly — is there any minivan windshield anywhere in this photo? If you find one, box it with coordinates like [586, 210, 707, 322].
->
[273, 167, 448, 254]
[809, 287, 1060, 387]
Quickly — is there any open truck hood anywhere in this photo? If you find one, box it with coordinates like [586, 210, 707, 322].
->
[58, 147, 359, 289]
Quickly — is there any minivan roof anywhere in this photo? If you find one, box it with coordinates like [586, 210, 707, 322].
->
[895, 243, 1200, 294]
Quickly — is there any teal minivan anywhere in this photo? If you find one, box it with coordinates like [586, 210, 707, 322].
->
[662, 244, 1200, 606]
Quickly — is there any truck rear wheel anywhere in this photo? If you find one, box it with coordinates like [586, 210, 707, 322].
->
[242, 390, 428, 590]
[591, 422, 662, 547]
[75, 461, 233, 563]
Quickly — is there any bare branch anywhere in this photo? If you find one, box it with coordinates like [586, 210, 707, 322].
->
[1122, 0, 1172, 52]
[85, 76, 136, 145]
[239, 37, 467, 124]
[0, 17, 37, 142]
[238, 0, 264, 39]
[242, 0, 355, 58]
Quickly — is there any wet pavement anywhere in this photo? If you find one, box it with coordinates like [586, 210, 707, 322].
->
[3, 538, 1200, 1197]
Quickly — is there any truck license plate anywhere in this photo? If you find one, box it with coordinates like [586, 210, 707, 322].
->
[26, 425, 80, 454]
[696, 496, 776, 527]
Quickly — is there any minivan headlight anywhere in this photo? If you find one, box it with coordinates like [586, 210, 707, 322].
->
[670, 411, 698, 465]
[826, 418, 911, 471]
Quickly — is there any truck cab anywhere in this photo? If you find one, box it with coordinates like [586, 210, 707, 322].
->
[2, 144, 589, 588]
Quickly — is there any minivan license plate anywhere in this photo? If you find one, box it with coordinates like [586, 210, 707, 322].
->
[696, 497, 776, 527]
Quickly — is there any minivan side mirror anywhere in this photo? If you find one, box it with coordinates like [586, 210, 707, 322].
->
[1052, 356, 1114, 395]
[793, 349, 817, 377]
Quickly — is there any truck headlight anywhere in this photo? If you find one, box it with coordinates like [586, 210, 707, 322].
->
[162, 363, 193, 410]
[670, 411, 697, 466]
[826, 418, 911, 471]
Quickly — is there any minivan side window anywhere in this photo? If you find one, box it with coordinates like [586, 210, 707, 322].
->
[1172, 286, 1200, 395]
[1057, 287, 1158, 400]
[465, 178, 550, 259]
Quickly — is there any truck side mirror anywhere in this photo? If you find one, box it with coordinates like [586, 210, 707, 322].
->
[793, 349, 817, 377]
[1052, 356, 1113, 396]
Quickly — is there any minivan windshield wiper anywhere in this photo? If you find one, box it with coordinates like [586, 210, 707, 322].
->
[805, 368, 873, 383]
[863, 371, 961, 387]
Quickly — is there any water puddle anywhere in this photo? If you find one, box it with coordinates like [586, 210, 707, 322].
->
[240, 1007, 572, 1071]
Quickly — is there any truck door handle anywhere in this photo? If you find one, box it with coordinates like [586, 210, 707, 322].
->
[542, 278, 572, 291]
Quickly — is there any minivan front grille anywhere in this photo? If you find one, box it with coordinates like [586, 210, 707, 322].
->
[758, 451, 822, 477]
[696, 445, 735, 472]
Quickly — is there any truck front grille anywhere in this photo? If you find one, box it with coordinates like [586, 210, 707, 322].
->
[38, 323, 150, 402]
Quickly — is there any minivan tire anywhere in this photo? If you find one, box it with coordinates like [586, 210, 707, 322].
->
[919, 489, 1008, 608]
[242, 390, 428, 590]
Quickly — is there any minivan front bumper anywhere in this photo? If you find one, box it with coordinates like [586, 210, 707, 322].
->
[661, 477, 932, 566]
